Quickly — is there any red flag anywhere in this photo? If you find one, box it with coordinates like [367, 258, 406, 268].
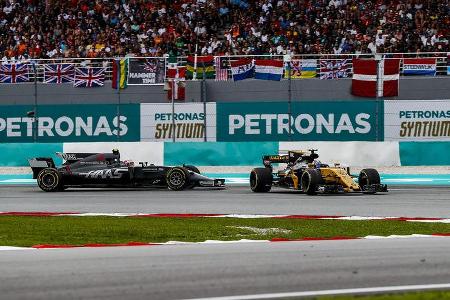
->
[167, 66, 186, 101]
[112, 60, 118, 89]
[215, 57, 228, 81]
[382, 59, 400, 97]
[352, 59, 399, 97]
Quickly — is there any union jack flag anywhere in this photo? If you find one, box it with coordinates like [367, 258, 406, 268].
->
[43, 64, 74, 83]
[0, 63, 29, 83]
[143, 61, 158, 72]
[73, 67, 105, 87]
[319, 59, 351, 79]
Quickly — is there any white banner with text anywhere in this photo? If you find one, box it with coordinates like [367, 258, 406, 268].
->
[384, 100, 450, 141]
[140, 103, 217, 142]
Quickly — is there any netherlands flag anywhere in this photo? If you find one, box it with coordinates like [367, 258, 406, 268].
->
[230, 59, 254, 81]
[403, 58, 436, 76]
[254, 60, 283, 81]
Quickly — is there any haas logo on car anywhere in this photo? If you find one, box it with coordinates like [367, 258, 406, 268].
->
[85, 169, 126, 179]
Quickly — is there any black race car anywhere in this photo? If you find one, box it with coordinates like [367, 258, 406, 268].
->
[28, 150, 225, 192]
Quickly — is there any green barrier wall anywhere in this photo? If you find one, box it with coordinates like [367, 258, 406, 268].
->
[2, 142, 450, 167]
[216, 101, 384, 142]
[0, 104, 140, 143]
[0, 143, 63, 166]
[164, 142, 279, 166]
[399, 142, 450, 166]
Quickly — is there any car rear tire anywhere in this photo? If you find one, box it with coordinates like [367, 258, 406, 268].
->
[166, 167, 190, 191]
[250, 168, 273, 192]
[301, 169, 322, 195]
[37, 168, 62, 192]
[358, 168, 380, 190]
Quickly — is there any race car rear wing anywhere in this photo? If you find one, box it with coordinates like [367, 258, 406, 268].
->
[56, 152, 97, 164]
[28, 157, 56, 179]
[263, 149, 319, 166]
[262, 155, 290, 167]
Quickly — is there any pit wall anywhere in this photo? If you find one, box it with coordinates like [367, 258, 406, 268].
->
[1, 141, 449, 167]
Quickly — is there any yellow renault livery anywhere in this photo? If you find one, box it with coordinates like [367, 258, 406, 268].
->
[250, 149, 387, 195]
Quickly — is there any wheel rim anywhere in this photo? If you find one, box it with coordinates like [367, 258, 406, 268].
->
[42, 173, 56, 187]
[169, 171, 184, 186]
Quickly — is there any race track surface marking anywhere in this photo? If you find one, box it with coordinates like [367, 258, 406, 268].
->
[181, 283, 450, 300]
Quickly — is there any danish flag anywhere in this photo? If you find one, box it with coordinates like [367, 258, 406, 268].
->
[352, 59, 400, 97]
[167, 66, 186, 101]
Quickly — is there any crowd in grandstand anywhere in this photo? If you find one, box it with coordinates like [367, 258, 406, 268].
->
[0, 0, 448, 61]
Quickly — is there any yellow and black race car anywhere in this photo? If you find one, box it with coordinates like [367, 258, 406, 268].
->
[250, 149, 387, 195]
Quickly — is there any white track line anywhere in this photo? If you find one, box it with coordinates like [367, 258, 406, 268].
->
[182, 283, 450, 300]
[0, 246, 34, 251]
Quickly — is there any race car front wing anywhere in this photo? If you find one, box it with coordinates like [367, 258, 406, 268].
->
[198, 178, 226, 187]
[316, 183, 388, 194]
[189, 173, 225, 188]
[360, 183, 388, 193]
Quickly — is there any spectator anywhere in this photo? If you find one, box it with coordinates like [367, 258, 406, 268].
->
[0, 0, 448, 61]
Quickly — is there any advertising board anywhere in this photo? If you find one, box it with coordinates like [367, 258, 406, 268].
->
[216, 101, 383, 141]
[0, 104, 140, 142]
[140, 103, 216, 142]
[127, 58, 166, 85]
[384, 100, 450, 141]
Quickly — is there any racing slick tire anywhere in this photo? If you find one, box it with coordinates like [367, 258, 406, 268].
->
[358, 168, 380, 191]
[37, 168, 63, 192]
[301, 169, 323, 195]
[166, 167, 190, 191]
[250, 168, 273, 192]
[184, 165, 200, 174]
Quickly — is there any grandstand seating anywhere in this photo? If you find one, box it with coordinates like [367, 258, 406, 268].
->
[0, 0, 448, 61]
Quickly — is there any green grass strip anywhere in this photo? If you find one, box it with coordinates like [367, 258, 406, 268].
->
[319, 290, 450, 299]
[0, 216, 450, 247]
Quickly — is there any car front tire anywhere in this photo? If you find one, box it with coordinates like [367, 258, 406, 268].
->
[358, 168, 381, 190]
[166, 167, 190, 191]
[301, 169, 322, 195]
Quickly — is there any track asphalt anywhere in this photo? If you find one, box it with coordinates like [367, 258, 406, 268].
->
[1, 175, 449, 299]
[0, 185, 449, 218]
[1, 238, 449, 300]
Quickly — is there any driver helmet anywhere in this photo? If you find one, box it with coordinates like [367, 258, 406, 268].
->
[112, 148, 120, 155]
